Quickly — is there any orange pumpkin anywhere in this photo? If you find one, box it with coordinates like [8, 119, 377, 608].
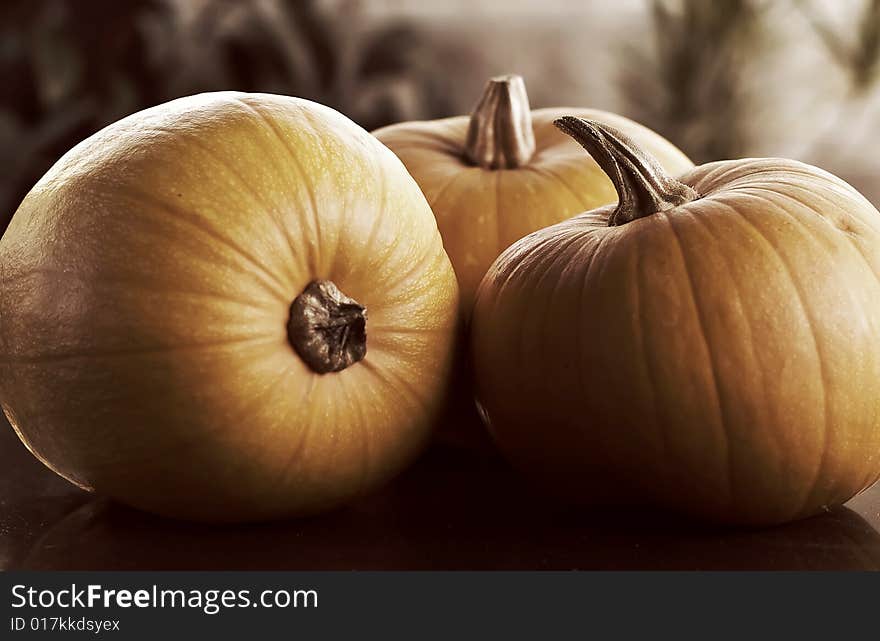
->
[374, 75, 693, 316]
[0, 92, 459, 522]
[471, 116, 880, 525]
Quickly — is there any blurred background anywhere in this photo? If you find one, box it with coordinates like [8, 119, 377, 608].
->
[2, 0, 879, 232]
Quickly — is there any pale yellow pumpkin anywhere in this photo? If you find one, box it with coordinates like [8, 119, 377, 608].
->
[471, 116, 880, 525]
[374, 75, 693, 315]
[0, 92, 459, 522]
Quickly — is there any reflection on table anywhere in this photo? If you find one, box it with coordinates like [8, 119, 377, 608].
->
[2, 414, 879, 570]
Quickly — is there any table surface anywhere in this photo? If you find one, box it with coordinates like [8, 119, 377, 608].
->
[2, 413, 879, 571]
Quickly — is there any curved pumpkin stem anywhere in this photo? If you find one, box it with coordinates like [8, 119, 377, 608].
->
[554, 116, 697, 226]
[288, 280, 367, 374]
[465, 75, 536, 170]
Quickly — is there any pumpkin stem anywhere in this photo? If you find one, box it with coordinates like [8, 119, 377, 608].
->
[287, 280, 367, 374]
[554, 116, 697, 226]
[464, 74, 536, 169]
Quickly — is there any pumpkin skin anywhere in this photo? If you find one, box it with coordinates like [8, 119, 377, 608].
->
[0, 92, 459, 522]
[373, 76, 693, 315]
[471, 117, 880, 526]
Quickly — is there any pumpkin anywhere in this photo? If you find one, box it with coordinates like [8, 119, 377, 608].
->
[375, 75, 693, 450]
[0, 92, 459, 522]
[471, 116, 880, 526]
[373, 74, 693, 316]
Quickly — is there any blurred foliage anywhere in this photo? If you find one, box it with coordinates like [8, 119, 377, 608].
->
[0, 0, 175, 231]
[5, 0, 880, 234]
[797, 0, 880, 94]
[621, 0, 880, 165]
[0, 0, 459, 232]
[619, 0, 767, 164]
[186, 0, 458, 129]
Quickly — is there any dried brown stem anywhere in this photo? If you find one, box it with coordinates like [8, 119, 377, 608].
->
[554, 116, 697, 226]
[464, 75, 535, 169]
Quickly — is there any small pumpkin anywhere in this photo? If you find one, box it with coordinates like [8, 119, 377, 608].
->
[373, 74, 693, 315]
[0, 92, 459, 522]
[471, 116, 880, 525]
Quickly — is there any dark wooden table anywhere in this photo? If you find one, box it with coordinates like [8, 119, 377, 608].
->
[2, 413, 879, 570]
